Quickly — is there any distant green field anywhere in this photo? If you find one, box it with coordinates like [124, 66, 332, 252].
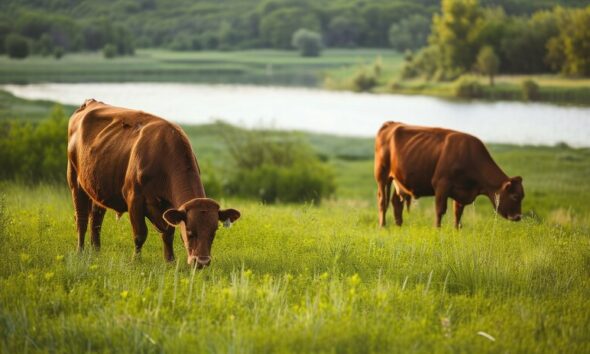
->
[0, 49, 402, 86]
[1, 86, 590, 353]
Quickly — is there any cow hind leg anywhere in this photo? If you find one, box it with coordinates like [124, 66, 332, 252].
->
[90, 204, 106, 250]
[454, 201, 465, 229]
[392, 192, 404, 226]
[377, 178, 392, 227]
[434, 181, 450, 228]
[71, 187, 91, 252]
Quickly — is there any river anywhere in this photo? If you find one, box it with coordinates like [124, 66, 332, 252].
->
[3, 83, 589, 146]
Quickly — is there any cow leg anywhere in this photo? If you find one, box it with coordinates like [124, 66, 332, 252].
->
[454, 201, 465, 229]
[392, 192, 404, 226]
[90, 204, 106, 250]
[68, 163, 92, 252]
[127, 194, 148, 258]
[146, 203, 175, 262]
[161, 228, 175, 262]
[434, 181, 450, 228]
[377, 178, 391, 227]
[71, 187, 92, 252]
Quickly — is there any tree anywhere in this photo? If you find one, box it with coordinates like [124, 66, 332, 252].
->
[388, 15, 430, 51]
[292, 29, 322, 57]
[103, 43, 116, 58]
[546, 6, 590, 76]
[430, 0, 484, 79]
[476, 46, 500, 85]
[326, 16, 360, 47]
[259, 8, 320, 49]
[5, 33, 30, 59]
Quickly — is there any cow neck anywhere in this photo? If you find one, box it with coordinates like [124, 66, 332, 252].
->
[481, 164, 509, 208]
[168, 170, 207, 209]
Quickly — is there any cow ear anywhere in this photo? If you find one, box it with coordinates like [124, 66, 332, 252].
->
[163, 209, 186, 226]
[219, 208, 241, 225]
[512, 176, 523, 184]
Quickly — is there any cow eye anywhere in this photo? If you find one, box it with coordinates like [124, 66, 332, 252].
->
[510, 194, 518, 201]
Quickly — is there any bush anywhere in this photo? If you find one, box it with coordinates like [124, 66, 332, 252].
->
[351, 70, 377, 92]
[453, 76, 484, 98]
[103, 43, 116, 59]
[521, 79, 540, 101]
[0, 105, 68, 182]
[222, 126, 335, 204]
[53, 46, 64, 59]
[291, 28, 323, 57]
[5, 33, 30, 59]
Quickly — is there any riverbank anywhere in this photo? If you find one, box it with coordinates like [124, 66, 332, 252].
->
[0, 49, 400, 87]
[324, 65, 590, 106]
[2, 49, 588, 106]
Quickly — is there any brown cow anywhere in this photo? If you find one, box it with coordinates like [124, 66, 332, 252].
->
[374, 121, 524, 228]
[67, 99, 240, 267]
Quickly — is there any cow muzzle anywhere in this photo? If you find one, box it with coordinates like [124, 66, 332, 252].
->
[188, 255, 211, 268]
[508, 214, 522, 221]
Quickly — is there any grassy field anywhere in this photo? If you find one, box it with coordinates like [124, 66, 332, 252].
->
[1, 95, 590, 352]
[0, 49, 400, 87]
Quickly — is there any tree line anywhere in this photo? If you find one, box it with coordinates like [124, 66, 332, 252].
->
[403, 1, 590, 79]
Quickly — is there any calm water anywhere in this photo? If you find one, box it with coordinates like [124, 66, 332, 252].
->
[3, 83, 590, 146]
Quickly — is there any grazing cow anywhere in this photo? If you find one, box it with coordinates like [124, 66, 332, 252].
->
[374, 121, 524, 228]
[67, 99, 240, 267]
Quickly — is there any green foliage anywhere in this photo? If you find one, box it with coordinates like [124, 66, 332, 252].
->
[430, 0, 484, 77]
[476, 45, 500, 85]
[259, 7, 320, 49]
[351, 70, 378, 92]
[291, 29, 323, 57]
[388, 14, 430, 51]
[453, 76, 484, 98]
[326, 16, 361, 48]
[53, 46, 64, 59]
[400, 46, 438, 80]
[545, 6, 590, 77]
[102, 43, 116, 59]
[0, 105, 68, 182]
[222, 127, 335, 204]
[5, 33, 30, 59]
[521, 79, 540, 101]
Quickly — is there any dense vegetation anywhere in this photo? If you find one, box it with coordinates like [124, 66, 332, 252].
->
[403, 1, 590, 79]
[0, 0, 587, 59]
[1, 92, 589, 353]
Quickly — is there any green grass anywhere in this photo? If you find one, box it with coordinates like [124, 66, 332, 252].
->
[1, 143, 590, 352]
[0, 49, 400, 86]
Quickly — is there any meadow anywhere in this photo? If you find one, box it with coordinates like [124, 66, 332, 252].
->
[0, 49, 401, 87]
[1, 96, 590, 352]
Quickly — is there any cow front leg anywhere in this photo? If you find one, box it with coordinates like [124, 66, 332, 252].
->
[161, 228, 175, 262]
[128, 195, 148, 258]
[71, 186, 92, 252]
[90, 204, 106, 250]
[377, 179, 391, 227]
[392, 193, 404, 226]
[454, 201, 465, 229]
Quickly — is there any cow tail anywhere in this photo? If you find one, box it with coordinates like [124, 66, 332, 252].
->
[405, 196, 411, 212]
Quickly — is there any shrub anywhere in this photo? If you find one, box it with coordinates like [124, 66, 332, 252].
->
[351, 70, 377, 92]
[0, 105, 68, 182]
[521, 79, 540, 101]
[453, 76, 484, 98]
[5, 33, 30, 59]
[291, 28, 323, 57]
[103, 43, 116, 59]
[53, 46, 64, 59]
[222, 127, 335, 204]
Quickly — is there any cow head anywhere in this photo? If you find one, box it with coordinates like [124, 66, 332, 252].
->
[495, 176, 524, 221]
[162, 198, 240, 268]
